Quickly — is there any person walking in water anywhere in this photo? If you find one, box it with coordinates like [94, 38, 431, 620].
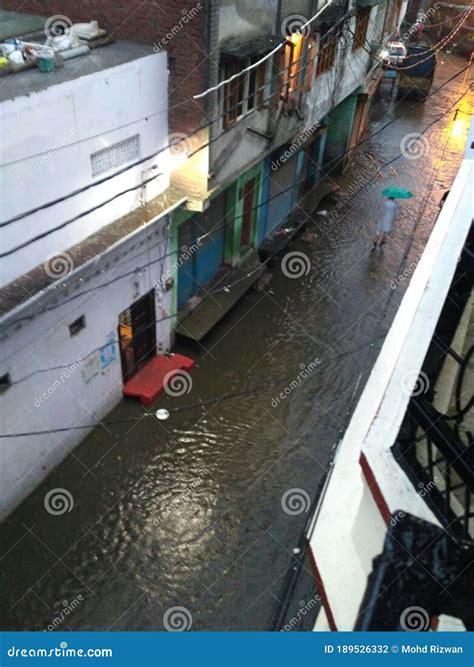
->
[373, 196, 398, 249]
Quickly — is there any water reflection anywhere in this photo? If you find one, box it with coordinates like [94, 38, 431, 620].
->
[1, 56, 473, 632]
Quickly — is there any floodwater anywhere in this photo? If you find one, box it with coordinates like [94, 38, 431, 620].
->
[1, 55, 472, 632]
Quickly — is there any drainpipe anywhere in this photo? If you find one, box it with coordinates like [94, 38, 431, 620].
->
[276, 0, 282, 37]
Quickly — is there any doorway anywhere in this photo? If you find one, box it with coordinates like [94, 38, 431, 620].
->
[177, 192, 227, 310]
[240, 177, 257, 250]
[118, 290, 156, 382]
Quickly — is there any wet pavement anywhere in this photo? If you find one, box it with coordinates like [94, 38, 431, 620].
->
[1, 54, 473, 632]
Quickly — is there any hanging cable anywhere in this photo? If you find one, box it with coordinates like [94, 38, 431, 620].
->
[0, 62, 470, 336]
[5, 87, 470, 385]
[2, 94, 467, 426]
[3, 4, 467, 245]
[192, 1, 335, 100]
[0, 35, 343, 253]
[350, 7, 473, 73]
[0, 329, 392, 438]
[0, 24, 337, 231]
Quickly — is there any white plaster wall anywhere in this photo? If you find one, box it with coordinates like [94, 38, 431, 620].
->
[0, 214, 175, 521]
[304, 11, 375, 130]
[0, 51, 170, 286]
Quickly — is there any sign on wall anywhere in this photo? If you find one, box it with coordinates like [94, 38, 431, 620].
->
[99, 332, 117, 371]
[81, 353, 100, 384]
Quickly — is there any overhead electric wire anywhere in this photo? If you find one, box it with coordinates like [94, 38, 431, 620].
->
[3, 3, 469, 236]
[2, 85, 468, 430]
[0, 375, 303, 437]
[1, 60, 470, 338]
[425, 10, 472, 30]
[0, 65, 273, 229]
[4, 2, 464, 245]
[0, 26, 348, 249]
[3, 50, 470, 266]
[352, 7, 473, 74]
[1, 12, 346, 233]
[192, 0, 334, 100]
[5, 80, 470, 385]
[0, 331, 390, 438]
[1, 24, 469, 320]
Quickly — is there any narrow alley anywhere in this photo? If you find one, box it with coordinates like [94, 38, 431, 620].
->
[1, 54, 472, 632]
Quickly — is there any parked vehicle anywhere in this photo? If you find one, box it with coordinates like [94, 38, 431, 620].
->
[397, 45, 437, 100]
[381, 40, 407, 66]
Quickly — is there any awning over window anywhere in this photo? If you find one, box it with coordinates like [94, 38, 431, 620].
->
[221, 35, 281, 60]
[356, 0, 383, 8]
[313, 2, 356, 31]
[313, 2, 347, 28]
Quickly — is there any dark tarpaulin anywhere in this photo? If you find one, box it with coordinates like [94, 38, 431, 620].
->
[356, 0, 383, 8]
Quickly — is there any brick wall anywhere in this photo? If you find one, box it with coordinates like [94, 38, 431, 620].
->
[3, 0, 208, 135]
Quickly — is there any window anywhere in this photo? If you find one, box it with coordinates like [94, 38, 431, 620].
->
[280, 33, 317, 102]
[91, 135, 140, 178]
[69, 315, 86, 337]
[222, 56, 267, 128]
[352, 8, 370, 51]
[316, 33, 338, 75]
[299, 36, 317, 90]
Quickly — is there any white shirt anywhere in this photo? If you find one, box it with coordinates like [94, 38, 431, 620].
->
[378, 199, 398, 234]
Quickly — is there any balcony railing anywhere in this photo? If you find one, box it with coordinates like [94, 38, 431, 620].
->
[394, 393, 474, 540]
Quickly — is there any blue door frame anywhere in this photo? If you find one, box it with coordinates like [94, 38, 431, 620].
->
[177, 214, 225, 309]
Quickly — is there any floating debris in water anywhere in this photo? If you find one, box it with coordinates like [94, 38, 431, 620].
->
[155, 409, 170, 421]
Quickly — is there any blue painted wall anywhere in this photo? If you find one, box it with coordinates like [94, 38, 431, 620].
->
[257, 158, 272, 244]
[177, 212, 225, 309]
[265, 152, 298, 235]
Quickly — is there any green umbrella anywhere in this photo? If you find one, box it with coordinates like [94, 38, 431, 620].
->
[382, 187, 414, 199]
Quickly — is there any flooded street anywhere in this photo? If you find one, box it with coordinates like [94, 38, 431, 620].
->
[1, 54, 472, 632]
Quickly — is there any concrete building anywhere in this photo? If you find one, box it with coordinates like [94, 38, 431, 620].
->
[170, 0, 406, 343]
[0, 0, 406, 518]
[0, 35, 185, 520]
[1, 1, 407, 343]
